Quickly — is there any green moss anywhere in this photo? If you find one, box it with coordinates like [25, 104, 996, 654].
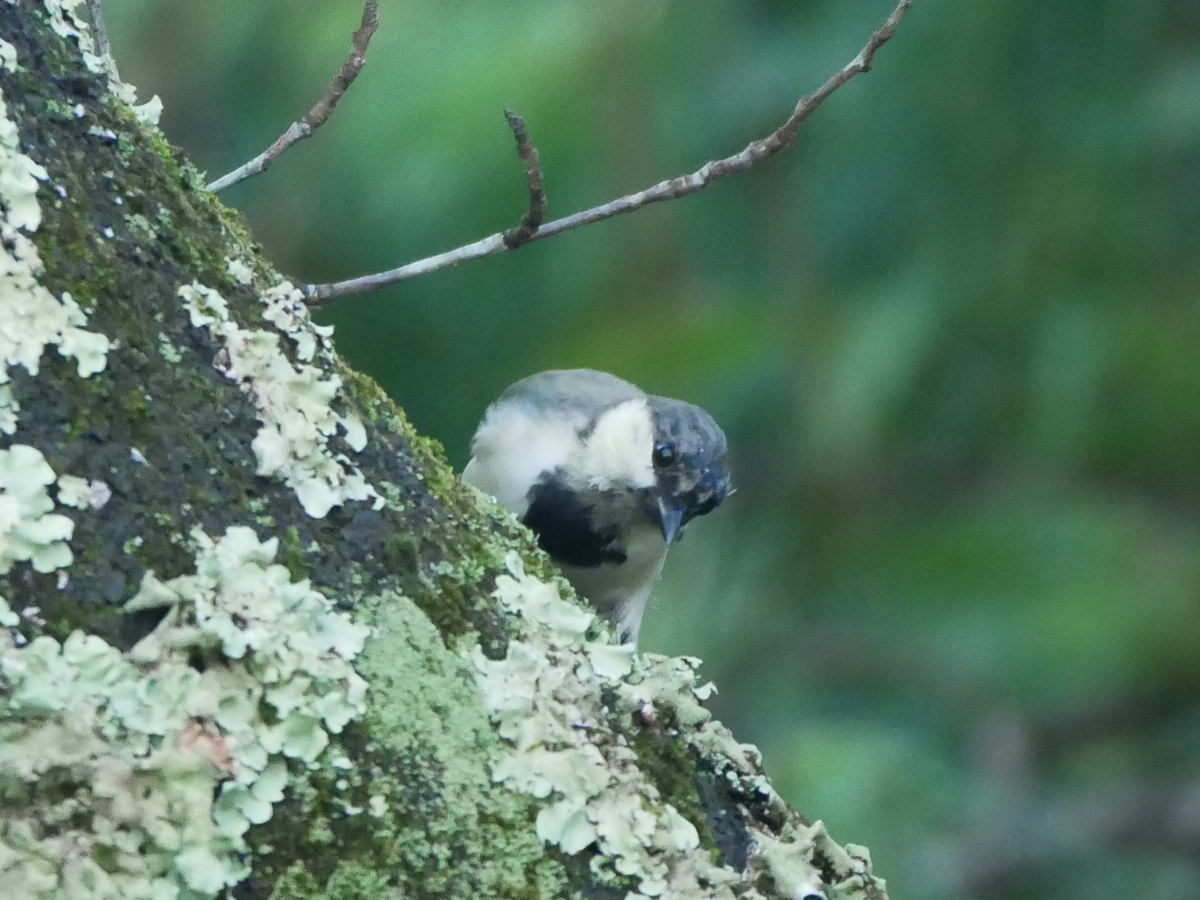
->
[39, 96, 76, 120]
[629, 725, 713, 854]
[334, 363, 457, 503]
[267, 860, 436, 900]
[122, 387, 148, 421]
[382, 531, 419, 569]
[267, 865, 321, 900]
[318, 863, 394, 900]
[279, 526, 308, 581]
[114, 132, 139, 163]
[243, 591, 570, 900]
[214, 203, 262, 257]
[402, 431, 455, 499]
[63, 407, 89, 442]
[31, 187, 89, 265]
[144, 128, 182, 182]
[337, 369, 388, 426]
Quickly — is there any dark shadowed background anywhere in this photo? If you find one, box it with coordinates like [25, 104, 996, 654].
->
[107, 1, 1200, 897]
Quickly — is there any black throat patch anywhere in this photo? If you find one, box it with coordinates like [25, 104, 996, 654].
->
[523, 475, 627, 568]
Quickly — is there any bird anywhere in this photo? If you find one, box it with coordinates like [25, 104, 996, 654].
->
[462, 369, 731, 645]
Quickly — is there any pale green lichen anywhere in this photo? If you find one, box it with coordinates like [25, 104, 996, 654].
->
[55, 473, 111, 511]
[749, 824, 884, 900]
[347, 589, 571, 899]
[225, 256, 253, 286]
[131, 95, 163, 126]
[177, 282, 375, 518]
[471, 553, 890, 900]
[0, 35, 112, 434]
[474, 552, 740, 899]
[157, 332, 182, 363]
[41, 0, 161, 118]
[0, 128, 46, 231]
[0, 524, 371, 900]
[260, 281, 339, 376]
[0, 594, 19, 626]
[0, 444, 75, 574]
[632, 661, 893, 900]
[0, 629, 242, 900]
[125, 525, 369, 773]
[54, 472, 91, 508]
[42, 0, 103, 70]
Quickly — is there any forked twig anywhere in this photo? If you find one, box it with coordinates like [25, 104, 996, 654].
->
[501, 110, 547, 250]
[303, 0, 913, 305]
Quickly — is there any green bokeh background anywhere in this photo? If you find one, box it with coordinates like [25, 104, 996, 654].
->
[106, 1, 1200, 897]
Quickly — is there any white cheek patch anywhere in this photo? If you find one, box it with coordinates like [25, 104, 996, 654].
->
[463, 404, 581, 516]
[576, 399, 655, 491]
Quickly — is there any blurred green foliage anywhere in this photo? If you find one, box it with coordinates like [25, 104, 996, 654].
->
[107, 0, 1200, 897]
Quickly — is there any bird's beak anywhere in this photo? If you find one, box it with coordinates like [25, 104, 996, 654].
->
[656, 496, 684, 543]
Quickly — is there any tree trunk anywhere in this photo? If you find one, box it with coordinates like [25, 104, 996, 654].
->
[0, 4, 889, 900]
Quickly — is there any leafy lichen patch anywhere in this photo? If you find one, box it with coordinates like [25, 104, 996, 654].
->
[0, 630, 241, 899]
[178, 281, 377, 519]
[0, 443, 74, 574]
[473, 553, 891, 900]
[747, 823, 885, 900]
[475, 552, 741, 899]
[40, 0, 160, 120]
[0, 523, 371, 900]
[125, 525, 369, 772]
[0, 40, 111, 434]
[40, 0, 105, 73]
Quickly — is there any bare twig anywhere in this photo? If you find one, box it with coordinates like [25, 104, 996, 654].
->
[501, 110, 547, 250]
[303, 0, 912, 305]
[207, 0, 380, 193]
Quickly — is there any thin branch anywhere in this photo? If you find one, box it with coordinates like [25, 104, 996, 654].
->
[501, 110, 547, 250]
[207, 0, 380, 194]
[303, 0, 912, 305]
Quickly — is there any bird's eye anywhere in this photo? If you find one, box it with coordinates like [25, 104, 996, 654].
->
[652, 442, 677, 468]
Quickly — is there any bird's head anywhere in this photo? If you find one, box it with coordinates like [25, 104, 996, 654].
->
[645, 396, 732, 543]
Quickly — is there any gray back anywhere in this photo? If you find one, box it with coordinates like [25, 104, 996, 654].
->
[496, 369, 645, 424]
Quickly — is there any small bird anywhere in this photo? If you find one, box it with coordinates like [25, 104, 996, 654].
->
[463, 369, 731, 645]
